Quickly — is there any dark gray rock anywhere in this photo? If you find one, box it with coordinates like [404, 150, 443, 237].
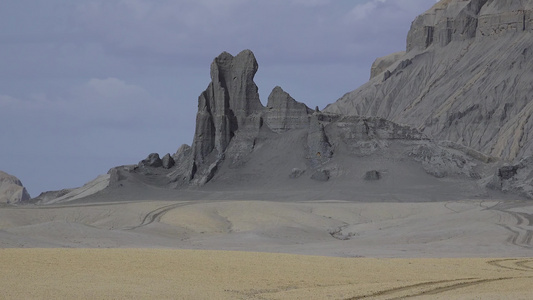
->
[498, 165, 519, 180]
[487, 156, 533, 198]
[190, 50, 263, 185]
[307, 114, 333, 167]
[364, 170, 381, 181]
[161, 153, 175, 169]
[140, 153, 163, 168]
[192, 50, 262, 162]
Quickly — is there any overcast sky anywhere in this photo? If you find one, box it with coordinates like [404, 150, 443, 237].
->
[1, 0, 437, 196]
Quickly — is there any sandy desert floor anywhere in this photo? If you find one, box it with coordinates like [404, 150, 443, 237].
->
[1, 198, 533, 298]
[1, 199, 532, 257]
[1, 248, 533, 299]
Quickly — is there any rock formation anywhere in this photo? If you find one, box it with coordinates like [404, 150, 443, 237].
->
[34, 46, 506, 203]
[0, 171, 31, 204]
[370, 51, 405, 79]
[161, 153, 175, 169]
[265, 86, 313, 133]
[190, 50, 264, 185]
[487, 156, 533, 199]
[31, 1, 533, 202]
[139, 153, 163, 168]
[325, 0, 533, 162]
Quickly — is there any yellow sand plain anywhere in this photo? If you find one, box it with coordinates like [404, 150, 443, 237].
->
[0, 249, 532, 299]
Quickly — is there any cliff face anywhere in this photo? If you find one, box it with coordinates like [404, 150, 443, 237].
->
[190, 50, 264, 184]
[325, 0, 533, 161]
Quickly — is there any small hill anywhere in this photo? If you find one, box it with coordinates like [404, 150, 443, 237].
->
[0, 171, 30, 204]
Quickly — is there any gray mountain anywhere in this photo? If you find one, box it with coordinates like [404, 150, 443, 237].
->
[0, 171, 30, 204]
[325, 0, 533, 161]
[31, 0, 533, 203]
[33, 49, 502, 204]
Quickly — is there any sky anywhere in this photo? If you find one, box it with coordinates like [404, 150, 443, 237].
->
[1, 0, 438, 196]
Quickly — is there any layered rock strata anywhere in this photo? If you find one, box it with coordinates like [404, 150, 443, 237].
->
[325, 0, 533, 161]
[190, 50, 264, 184]
[265, 86, 313, 133]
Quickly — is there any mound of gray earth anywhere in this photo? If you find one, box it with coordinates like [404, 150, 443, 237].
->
[0, 171, 30, 204]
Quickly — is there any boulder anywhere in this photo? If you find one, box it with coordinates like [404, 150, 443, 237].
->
[140, 153, 163, 168]
[161, 153, 175, 169]
[364, 170, 381, 181]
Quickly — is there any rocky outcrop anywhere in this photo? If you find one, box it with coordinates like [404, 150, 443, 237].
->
[265, 86, 313, 132]
[477, 1, 533, 38]
[487, 156, 533, 198]
[406, 0, 533, 52]
[307, 114, 333, 167]
[191, 50, 264, 184]
[370, 51, 405, 79]
[0, 171, 31, 204]
[139, 153, 163, 168]
[161, 154, 175, 169]
[92, 39, 488, 196]
[409, 144, 481, 179]
[325, 0, 533, 162]
[406, 0, 487, 51]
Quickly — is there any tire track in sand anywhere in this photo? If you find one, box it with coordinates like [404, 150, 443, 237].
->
[391, 277, 518, 299]
[487, 258, 533, 272]
[345, 278, 475, 300]
[487, 203, 533, 249]
[122, 202, 195, 230]
[346, 277, 525, 300]
[346, 259, 533, 300]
